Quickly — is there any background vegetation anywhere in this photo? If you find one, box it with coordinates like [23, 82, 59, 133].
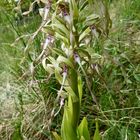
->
[0, 0, 140, 139]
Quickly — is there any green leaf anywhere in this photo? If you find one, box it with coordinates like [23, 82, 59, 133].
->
[85, 14, 100, 26]
[47, 56, 60, 68]
[55, 32, 69, 45]
[55, 68, 63, 84]
[70, 0, 79, 20]
[78, 117, 90, 140]
[79, 27, 91, 42]
[53, 23, 69, 38]
[42, 58, 54, 74]
[134, 74, 140, 82]
[52, 16, 69, 38]
[78, 48, 91, 61]
[42, 25, 54, 36]
[57, 56, 74, 69]
[88, 0, 93, 5]
[52, 132, 62, 140]
[61, 102, 78, 140]
[78, 75, 83, 106]
[67, 95, 80, 129]
[93, 120, 100, 140]
[80, 136, 86, 140]
[55, 15, 67, 26]
[86, 14, 100, 22]
[64, 86, 79, 102]
[52, 47, 66, 56]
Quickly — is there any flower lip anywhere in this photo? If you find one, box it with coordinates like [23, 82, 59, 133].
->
[90, 25, 96, 30]
[63, 65, 68, 74]
[47, 35, 54, 43]
[58, 2, 69, 16]
[62, 10, 69, 16]
[74, 52, 80, 63]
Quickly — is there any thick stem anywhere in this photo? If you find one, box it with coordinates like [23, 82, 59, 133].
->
[68, 66, 80, 129]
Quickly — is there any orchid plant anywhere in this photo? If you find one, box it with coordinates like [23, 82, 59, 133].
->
[22, 0, 111, 139]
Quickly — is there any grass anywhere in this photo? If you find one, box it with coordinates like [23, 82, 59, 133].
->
[0, 0, 140, 140]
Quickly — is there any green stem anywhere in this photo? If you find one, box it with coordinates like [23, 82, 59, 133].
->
[68, 65, 80, 128]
